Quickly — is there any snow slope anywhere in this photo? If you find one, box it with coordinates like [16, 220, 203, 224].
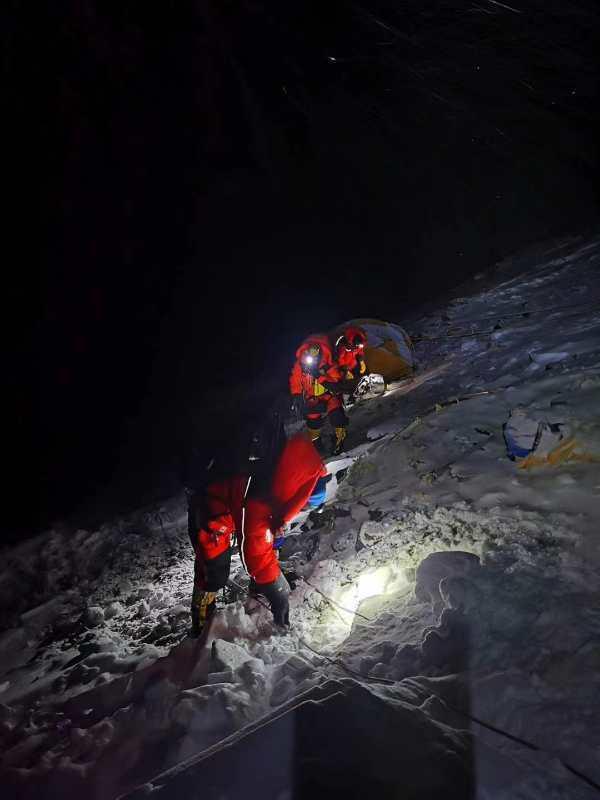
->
[2, 235, 600, 799]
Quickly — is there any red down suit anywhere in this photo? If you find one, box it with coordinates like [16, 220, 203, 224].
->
[191, 433, 327, 589]
[334, 325, 368, 376]
[289, 333, 345, 424]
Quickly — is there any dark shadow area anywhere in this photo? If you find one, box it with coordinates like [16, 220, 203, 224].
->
[121, 678, 475, 800]
[5, 1, 600, 540]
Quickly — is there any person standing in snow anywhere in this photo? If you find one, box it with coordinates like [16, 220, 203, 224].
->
[289, 333, 348, 455]
[187, 431, 328, 636]
[332, 325, 368, 401]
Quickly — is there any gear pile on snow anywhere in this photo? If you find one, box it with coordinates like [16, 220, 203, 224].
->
[353, 372, 387, 402]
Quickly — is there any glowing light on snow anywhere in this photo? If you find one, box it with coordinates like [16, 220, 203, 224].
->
[356, 569, 388, 603]
[327, 564, 407, 642]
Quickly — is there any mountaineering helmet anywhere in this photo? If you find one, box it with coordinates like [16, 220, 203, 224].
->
[335, 335, 353, 352]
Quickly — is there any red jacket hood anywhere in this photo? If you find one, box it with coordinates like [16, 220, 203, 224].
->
[295, 333, 334, 365]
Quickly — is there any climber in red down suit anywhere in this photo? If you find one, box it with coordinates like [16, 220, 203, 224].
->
[334, 325, 368, 380]
[187, 432, 328, 635]
[289, 333, 348, 455]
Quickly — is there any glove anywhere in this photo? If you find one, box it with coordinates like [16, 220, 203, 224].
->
[256, 572, 291, 627]
[321, 380, 343, 395]
[282, 569, 299, 591]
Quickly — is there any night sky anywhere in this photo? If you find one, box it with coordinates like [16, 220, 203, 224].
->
[6, 1, 600, 541]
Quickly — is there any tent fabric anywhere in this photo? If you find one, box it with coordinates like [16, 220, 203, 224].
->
[330, 318, 415, 382]
[502, 407, 600, 469]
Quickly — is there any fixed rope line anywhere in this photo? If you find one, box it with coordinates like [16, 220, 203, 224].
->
[230, 577, 375, 624]
[227, 578, 600, 794]
[411, 299, 599, 342]
[123, 581, 600, 798]
[413, 326, 510, 342]
[300, 577, 374, 622]
[438, 697, 600, 795]
[424, 298, 599, 327]
[227, 579, 392, 683]
[227, 578, 600, 795]
[390, 390, 493, 441]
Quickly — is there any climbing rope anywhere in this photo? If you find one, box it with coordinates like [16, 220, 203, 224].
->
[122, 573, 600, 799]
[410, 299, 600, 343]
[300, 576, 374, 622]
[388, 390, 493, 441]
[182, 373, 600, 796]
[228, 577, 600, 795]
[227, 578, 387, 679]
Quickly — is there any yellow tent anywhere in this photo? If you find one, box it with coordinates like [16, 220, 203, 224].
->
[330, 318, 415, 382]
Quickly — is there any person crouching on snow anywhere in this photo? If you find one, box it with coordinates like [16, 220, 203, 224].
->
[187, 431, 328, 636]
[289, 334, 349, 455]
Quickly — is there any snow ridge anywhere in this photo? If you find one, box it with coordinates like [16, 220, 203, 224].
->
[2, 236, 600, 799]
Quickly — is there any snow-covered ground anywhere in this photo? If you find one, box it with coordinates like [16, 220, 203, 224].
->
[2, 235, 600, 798]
